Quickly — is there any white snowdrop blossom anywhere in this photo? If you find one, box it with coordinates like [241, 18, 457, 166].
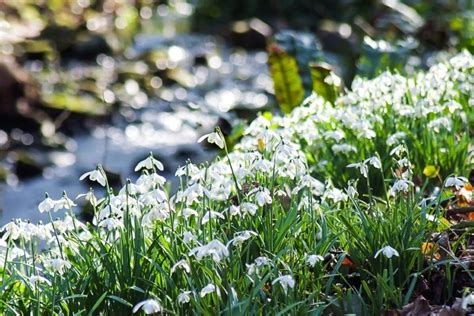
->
[200, 283, 220, 297]
[306, 254, 324, 267]
[178, 182, 205, 205]
[171, 259, 191, 274]
[134, 155, 164, 172]
[445, 176, 468, 190]
[324, 187, 347, 203]
[183, 231, 197, 244]
[241, 202, 258, 216]
[462, 292, 474, 310]
[201, 210, 225, 225]
[0, 222, 22, 240]
[346, 184, 358, 199]
[374, 246, 399, 259]
[44, 258, 72, 275]
[181, 207, 198, 218]
[386, 132, 406, 146]
[347, 162, 369, 178]
[365, 156, 381, 169]
[255, 256, 270, 267]
[178, 291, 192, 304]
[427, 117, 452, 133]
[29, 275, 52, 287]
[389, 144, 407, 157]
[79, 168, 106, 187]
[38, 196, 57, 213]
[254, 188, 272, 206]
[293, 175, 325, 196]
[272, 275, 295, 293]
[198, 131, 225, 149]
[76, 190, 99, 207]
[133, 299, 162, 314]
[228, 205, 241, 217]
[98, 217, 124, 231]
[189, 239, 229, 262]
[389, 179, 414, 196]
[332, 144, 357, 154]
[230, 230, 257, 247]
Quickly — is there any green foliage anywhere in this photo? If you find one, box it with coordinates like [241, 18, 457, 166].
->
[274, 30, 324, 94]
[0, 53, 473, 314]
[267, 43, 305, 114]
[309, 63, 342, 103]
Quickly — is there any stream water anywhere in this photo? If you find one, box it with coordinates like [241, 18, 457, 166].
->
[0, 33, 273, 224]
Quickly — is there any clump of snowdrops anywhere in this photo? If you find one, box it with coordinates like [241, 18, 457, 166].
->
[0, 52, 473, 315]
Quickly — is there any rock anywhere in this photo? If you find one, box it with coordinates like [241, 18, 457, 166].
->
[0, 56, 41, 131]
[13, 151, 45, 180]
[226, 18, 272, 50]
[61, 34, 112, 62]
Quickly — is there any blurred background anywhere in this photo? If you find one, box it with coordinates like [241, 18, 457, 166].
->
[0, 0, 472, 224]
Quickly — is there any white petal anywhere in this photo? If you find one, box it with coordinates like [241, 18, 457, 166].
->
[197, 133, 211, 143]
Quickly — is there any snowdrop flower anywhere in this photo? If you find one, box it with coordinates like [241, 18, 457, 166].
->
[98, 217, 124, 231]
[246, 263, 257, 275]
[347, 162, 369, 178]
[171, 259, 190, 274]
[425, 214, 439, 223]
[427, 117, 452, 133]
[142, 205, 170, 224]
[389, 144, 406, 157]
[462, 292, 474, 310]
[135, 155, 164, 172]
[6, 246, 29, 260]
[201, 210, 225, 225]
[183, 231, 197, 244]
[38, 196, 58, 213]
[189, 239, 229, 262]
[178, 182, 205, 205]
[365, 156, 381, 169]
[178, 291, 192, 304]
[76, 190, 99, 207]
[445, 176, 468, 190]
[29, 275, 52, 287]
[45, 258, 72, 275]
[419, 196, 435, 208]
[79, 168, 106, 187]
[253, 188, 272, 206]
[306, 254, 324, 267]
[198, 131, 225, 149]
[227, 205, 241, 217]
[1, 221, 22, 240]
[323, 130, 345, 141]
[346, 184, 358, 199]
[272, 275, 295, 293]
[374, 246, 399, 259]
[53, 195, 77, 212]
[255, 256, 270, 267]
[230, 230, 257, 247]
[251, 159, 272, 173]
[386, 132, 406, 146]
[293, 175, 325, 196]
[324, 187, 347, 203]
[241, 202, 258, 216]
[181, 207, 198, 218]
[200, 283, 220, 297]
[133, 299, 162, 314]
[332, 144, 357, 154]
[389, 179, 414, 196]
